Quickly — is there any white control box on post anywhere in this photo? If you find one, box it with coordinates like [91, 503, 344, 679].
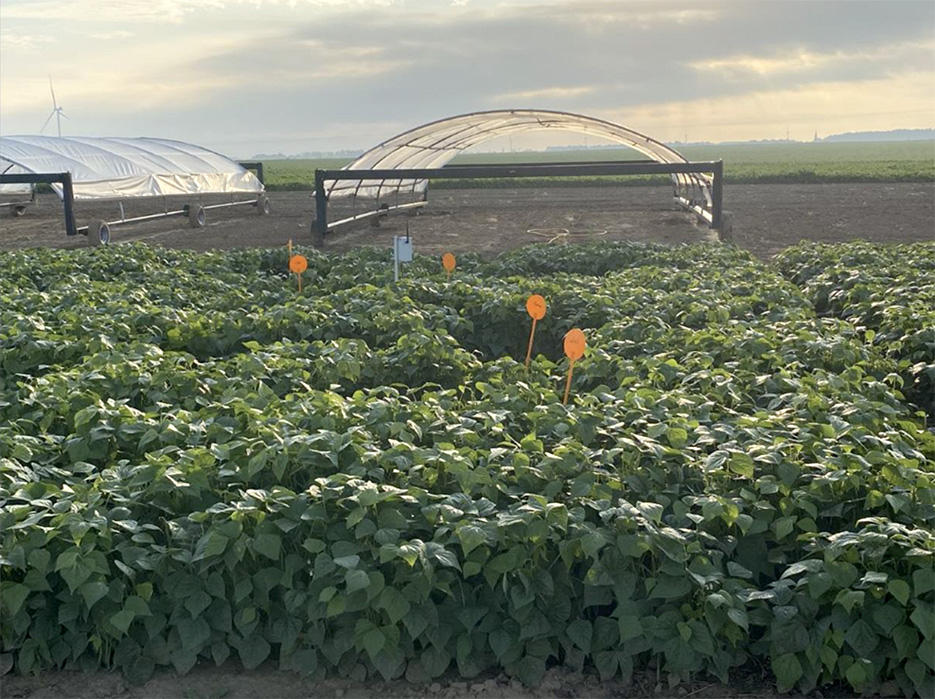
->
[393, 235, 413, 282]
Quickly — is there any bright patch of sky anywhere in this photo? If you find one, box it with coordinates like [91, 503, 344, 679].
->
[1, 0, 933, 157]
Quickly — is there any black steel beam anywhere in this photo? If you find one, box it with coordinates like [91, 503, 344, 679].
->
[61, 173, 77, 237]
[1, 171, 78, 236]
[312, 170, 327, 248]
[319, 161, 721, 181]
[1, 173, 67, 184]
[710, 161, 723, 230]
[444, 159, 657, 169]
[238, 161, 265, 185]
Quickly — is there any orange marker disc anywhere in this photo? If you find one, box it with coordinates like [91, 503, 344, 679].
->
[563, 328, 586, 361]
[526, 294, 546, 321]
[289, 254, 308, 274]
[442, 253, 456, 273]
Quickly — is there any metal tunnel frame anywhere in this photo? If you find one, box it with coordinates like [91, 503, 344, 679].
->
[312, 110, 723, 245]
[1, 172, 79, 235]
[313, 161, 723, 245]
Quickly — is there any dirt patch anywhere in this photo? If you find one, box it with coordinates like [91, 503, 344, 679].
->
[1, 183, 931, 258]
[724, 182, 934, 257]
[1, 664, 819, 699]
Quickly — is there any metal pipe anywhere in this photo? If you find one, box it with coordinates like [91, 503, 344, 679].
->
[76, 209, 188, 232]
[201, 199, 257, 211]
[75, 198, 263, 232]
[676, 197, 714, 223]
[327, 201, 426, 231]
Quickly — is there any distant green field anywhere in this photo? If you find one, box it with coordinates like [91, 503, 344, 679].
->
[263, 141, 935, 190]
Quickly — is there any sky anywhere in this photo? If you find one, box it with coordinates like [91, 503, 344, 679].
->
[1, 0, 933, 157]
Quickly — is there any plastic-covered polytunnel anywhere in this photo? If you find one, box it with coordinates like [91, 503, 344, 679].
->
[314, 109, 723, 240]
[0, 136, 264, 199]
[0, 136, 267, 244]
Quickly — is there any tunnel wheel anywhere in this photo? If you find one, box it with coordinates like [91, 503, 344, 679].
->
[88, 220, 111, 246]
[189, 205, 206, 228]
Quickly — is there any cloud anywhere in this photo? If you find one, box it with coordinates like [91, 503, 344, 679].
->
[691, 41, 935, 78]
[0, 0, 398, 24]
[490, 86, 599, 104]
[545, 5, 720, 33]
[596, 71, 935, 142]
[693, 51, 839, 77]
[0, 32, 54, 50]
[90, 30, 136, 40]
[0, 0, 208, 23]
[1, 0, 932, 154]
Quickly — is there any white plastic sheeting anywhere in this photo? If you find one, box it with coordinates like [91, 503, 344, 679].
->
[327, 109, 706, 200]
[0, 136, 264, 200]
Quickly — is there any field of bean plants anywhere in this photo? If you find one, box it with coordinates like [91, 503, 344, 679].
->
[1, 240, 933, 696]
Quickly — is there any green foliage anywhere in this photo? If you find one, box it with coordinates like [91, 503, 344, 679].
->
[774, 241, 935, 416]
[1, 241, 933, 696]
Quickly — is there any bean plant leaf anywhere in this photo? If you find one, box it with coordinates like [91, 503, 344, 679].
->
[772, 653, 803, 692]
[238, 635, 271, 670]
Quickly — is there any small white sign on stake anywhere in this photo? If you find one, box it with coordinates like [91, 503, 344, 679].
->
[393, 235, 413, 282]
[395, 236, 413, 262]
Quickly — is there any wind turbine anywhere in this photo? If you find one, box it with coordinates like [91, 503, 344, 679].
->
[40, 77, 68, 137]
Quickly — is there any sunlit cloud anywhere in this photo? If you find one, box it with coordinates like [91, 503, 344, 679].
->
[0, 0, 208, 23]
[0, 32, 55, 51]
[248, 59, 414, 84]
[692, 50, 834, 76]
[557, 6, 720, 33]
[1, 0, 932, 154]
[490, 86, 598, 103]
[90, 30, 136, 40]
[0, 0, 399, 23]
[598, 72, 935, 143]
[692, 41, 935, 77]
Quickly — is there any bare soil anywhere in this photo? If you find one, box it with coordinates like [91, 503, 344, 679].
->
[2, 663, 827, 699]
[1, 183, 932, 258]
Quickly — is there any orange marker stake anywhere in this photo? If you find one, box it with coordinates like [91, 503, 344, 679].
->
[562, 328, 586, 405]
[524, 294, 546, 368]
[289, 254, 308, 293]
[442, 252, 456, 281]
